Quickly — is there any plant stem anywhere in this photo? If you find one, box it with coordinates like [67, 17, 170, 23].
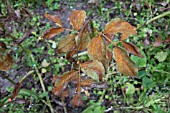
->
[3, 75, 15, 85]
[19, 70, 34, 84]
[137, 10, 170, 29]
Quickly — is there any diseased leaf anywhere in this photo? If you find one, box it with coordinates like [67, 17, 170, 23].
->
[88, 35, 106, 62]
[70, 10, 86, 31]
[153, 37, 162, 47]
[122, 41, 144, 58]
[72, 79, 83, 107]
[8, 82, 21, 102]
[42, 27, 65, 39]
[113, 46, 138, 76]
[80, 60, 105, 82]
[52, 70, 78, 96]
[80, 79, 96, 87]
[44, 13, 62, 27]
[104, 18, 136, 40]
[77, 20, 90, 51]
[0, 48, 13, 71]
[61, 88, 70, 98]
[57, 34, 76, 53]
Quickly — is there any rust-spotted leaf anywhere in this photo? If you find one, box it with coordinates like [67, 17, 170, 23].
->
[0, 48, 13, 71]
[70, 10, 86, 31]
[122, 41, 144, 58]
[88, 35, 106, 62]
[113, 46, 138, 76]
[77, 20, 90, 51]
[52, 70, 78, 96]
[104, 18, 136, 40]
[80, 60, 105, 82]
[42, 27, 64, 39]
[57, 34, 76, 53]
[44, 13, 62, 27]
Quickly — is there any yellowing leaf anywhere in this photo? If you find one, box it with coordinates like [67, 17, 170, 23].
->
[80, 60, 105, 82]
[52, 70, 78, 96]
[88, 35, 106, 62]
[0, 48, 13, 71]
[113, 46, 138, 76]
[104, 18, 136, 40]
[57, 34, 76, 53]
[44, 13, 62, 27]
[122, 41, 144, 58]
[70, 10, 86, 31]
[42, 27, 65, 39]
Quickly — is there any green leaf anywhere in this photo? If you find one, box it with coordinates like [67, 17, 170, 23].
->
[154, 51, 168, 62]
[125, 83, 135, 95]
[142, 77, 153, 88]
[131, 50, 146, 67]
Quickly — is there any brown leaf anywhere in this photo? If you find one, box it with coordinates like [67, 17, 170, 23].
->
[8, 82, 21, 102]
[80, 60, 105, 82]
[122, 41, 144, 58]
[153, 37, 162, 47]
[70, 10, 86, 31]
[42, 27, 64, 39]
[57, 34, 76, 53]
[104, 18, 137, 40]
[52, 70, 78, 96]
[61, 88, 70, 98]
[80, 79, 96, 87]
[72, 79, 83, 107]
[0, 48, 13, 71]
[88, 35, 106, 62]
[113, 46, 138, 76]
[0, 42, 7, 49]
[77, 20, 90, 51]
[44, 13, 62, 27]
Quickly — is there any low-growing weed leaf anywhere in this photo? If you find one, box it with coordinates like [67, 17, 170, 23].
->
[80, 60, 105, 82]
[70, 10, 86, 31]
[0, 48, 13, 71]
[77, 20, 90, 51]
[88, 35, 106, 63]
[57, 34, 76, 53]
[113, 46, 138, 76]
[44, 13, 62, 27]
[154, 51, 168, 62]
[42, 27, 64, 39]
[122, 41, 144, 58]
[153, 37, 162, 47]
[52, 70, 78, 96]
[124, 83, 135, 95]
[104, 18, 136, 40]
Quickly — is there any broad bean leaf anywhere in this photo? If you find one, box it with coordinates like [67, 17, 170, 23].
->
[113, 46, 138, 76]
[70, 10, 86, 31]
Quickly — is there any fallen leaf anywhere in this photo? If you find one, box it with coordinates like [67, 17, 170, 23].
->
[70, 10, 86, 31]
[44, 13, 62, 27]
[122, 41, 144, 58]
[153, 37, 162, 47]
[57, 34, 76, 53]
[80, 79, 96, 87]
[80, 60, 105, 82]
[104, 18, 137, 40]
[42, 27, 65, 39]
[0, 48, 13, 71]
[113, 46, 138, 76]
[61, 88, 70, 98]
